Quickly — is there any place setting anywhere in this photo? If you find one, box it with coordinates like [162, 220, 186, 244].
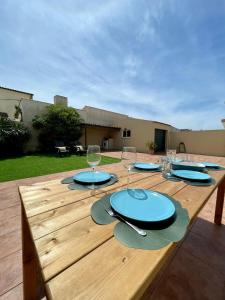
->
[91, 147, 190, 250]
[200, 161, 225, 171]
[61, 145, 118, 190]
[162, 150, 216, 186]
[123, 147, 161, 173]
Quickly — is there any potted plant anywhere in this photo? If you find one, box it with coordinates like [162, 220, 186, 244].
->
[146, 141, 157, 154]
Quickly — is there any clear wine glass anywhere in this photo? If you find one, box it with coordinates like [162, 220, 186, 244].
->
[87, 145, 101, 189]
[121, 147, 136, 189]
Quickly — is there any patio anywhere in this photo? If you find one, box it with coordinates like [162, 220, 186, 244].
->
[0, 152, 225, 299]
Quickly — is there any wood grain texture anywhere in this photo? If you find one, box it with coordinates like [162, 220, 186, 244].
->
[19, 167, 225, 300]
[214, 176, 225, 225]
[20, 168, 156, 218]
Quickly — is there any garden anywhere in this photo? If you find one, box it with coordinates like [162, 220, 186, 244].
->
[0, 105, 120, 182]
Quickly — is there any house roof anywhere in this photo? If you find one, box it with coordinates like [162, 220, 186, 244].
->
[0, 86, 33, 96]
[82, 122, 121, 130]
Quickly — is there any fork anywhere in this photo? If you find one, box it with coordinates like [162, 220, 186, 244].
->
[105, 207, 147, 236]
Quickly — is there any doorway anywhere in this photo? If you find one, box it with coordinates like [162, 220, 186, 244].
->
[154, 129, 166, 152]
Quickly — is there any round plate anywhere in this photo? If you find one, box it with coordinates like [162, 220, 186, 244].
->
[172, 170, 211, 181]
[134, 163, 160, 170]
[110, 189, 175, 222]
[172, 161, 205, 171]
[201, 162, 220, 168]
[73, 171, 111, 184]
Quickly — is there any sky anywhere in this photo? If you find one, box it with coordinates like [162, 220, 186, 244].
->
[0, 0, 225, 129]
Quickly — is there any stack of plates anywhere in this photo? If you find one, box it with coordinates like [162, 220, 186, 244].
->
[171, 170, 211, 182]
[134, 162, 160, 171]
[201, 162, 220, 169]
[172, 161, 205, 172]
[110, 189, 176, 223]
[73, 171, 111, 184]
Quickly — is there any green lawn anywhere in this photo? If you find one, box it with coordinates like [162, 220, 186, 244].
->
[0, 154, 121, 182]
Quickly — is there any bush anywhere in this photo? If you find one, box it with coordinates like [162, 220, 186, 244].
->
[0, 117, 31, 156]
[32, 105, 83, 152]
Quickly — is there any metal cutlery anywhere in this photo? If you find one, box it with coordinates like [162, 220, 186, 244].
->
[105, 207, 147, 236]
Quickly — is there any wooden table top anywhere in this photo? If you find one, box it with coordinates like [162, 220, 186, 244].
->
[19, 165, 225, 300]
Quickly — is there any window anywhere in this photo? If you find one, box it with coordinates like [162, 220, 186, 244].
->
[122, 129, 131, 138]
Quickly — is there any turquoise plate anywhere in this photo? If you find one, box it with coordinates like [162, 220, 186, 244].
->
[171, 170, 211, 181]
[172, 162, 205, 172]
[134, 163, 160, 170]
[110, 189, 175, 222]
[201, 162, 220, 168]
[73, 171, 111, 184]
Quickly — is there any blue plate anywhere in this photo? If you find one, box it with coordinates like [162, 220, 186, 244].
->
[73, 171, 111, 184]
[172, 162, 205, 172]
[201, 162, 220, 168]
[171, 170, 211, 181]
[134, 163, 160, 170]
[110, 189, 175, 222]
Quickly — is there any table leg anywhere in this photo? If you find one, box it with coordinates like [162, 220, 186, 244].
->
[22, 205, 45, 300]
[214, 176, 225, 225]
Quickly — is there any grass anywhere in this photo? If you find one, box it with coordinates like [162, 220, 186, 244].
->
[0, 154, 121, 182]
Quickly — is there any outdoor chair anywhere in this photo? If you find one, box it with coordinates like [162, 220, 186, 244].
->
[54, 141, 70, 157]
[55, 146, 70, 157]
[74, 145, 87, 156]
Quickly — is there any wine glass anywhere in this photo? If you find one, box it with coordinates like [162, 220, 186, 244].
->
[167, 149, 176, 163]
[87, 145, 101, 189]
[121, 147, 136, 189]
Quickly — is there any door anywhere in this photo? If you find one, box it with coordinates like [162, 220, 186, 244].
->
[154, 129, 166, 152]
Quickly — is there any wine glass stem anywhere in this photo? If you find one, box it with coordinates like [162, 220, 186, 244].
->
[92, 167, 95, 190]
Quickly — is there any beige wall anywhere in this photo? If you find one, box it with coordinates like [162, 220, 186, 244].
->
[169, 130, 225, 157]
[0, 99, 20, 119]
[86, 127, 116, 146]
[0, 98, 49, 151]
[0, 88, 33, 100]
[78, 106, 172, 152]
[1, 96, 224, 157]
[21, 100, 49, 151]
[0, 96, 173, 153]
[115, 118, 170, 152]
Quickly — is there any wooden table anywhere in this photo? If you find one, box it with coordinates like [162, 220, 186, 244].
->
[19, 165, 225, 300]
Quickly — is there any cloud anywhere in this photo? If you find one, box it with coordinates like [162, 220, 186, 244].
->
[0, 0, 225, 129]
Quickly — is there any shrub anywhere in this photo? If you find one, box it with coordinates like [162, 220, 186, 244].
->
[32, 105, 83, 151]
[0, 117, 31, 156]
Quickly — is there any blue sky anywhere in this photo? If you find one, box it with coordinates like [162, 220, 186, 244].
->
[0, 0, 225, 129]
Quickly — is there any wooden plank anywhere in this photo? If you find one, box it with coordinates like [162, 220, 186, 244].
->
[214, 175, 225, 225]
[20, 171, 157, 218]
[0, 230, 21, 260]
[35, 178, 186, 282]
[20, 169, 225, 300]
[28, 175, 166, 240]
[0, 283, 23, 300]
[45, 171, 225, 299]
[46, 238, 175, 300]
[0, 215, 21, 238]
[0, 251, 22, 297]
[0, 205, 21, 220]
[35, 216, 115, 281]
[22, 206, 44, 300]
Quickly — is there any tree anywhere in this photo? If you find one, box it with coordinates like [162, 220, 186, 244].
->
[32, 105, 83, 151]
[0, 116, 30, 156]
